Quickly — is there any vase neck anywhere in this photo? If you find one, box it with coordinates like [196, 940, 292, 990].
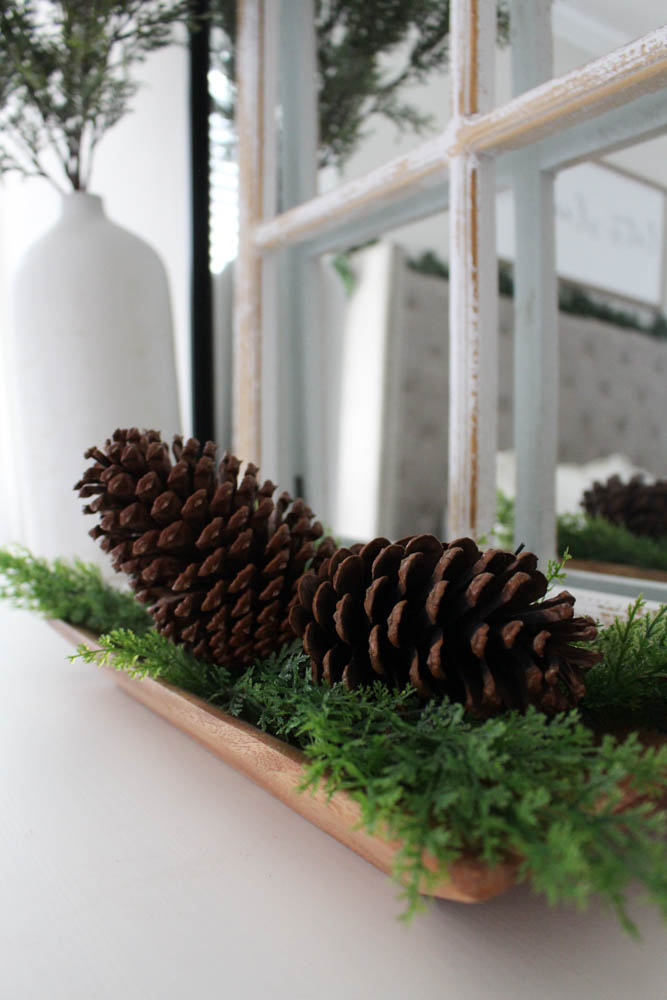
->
[61, 192, 104, 219]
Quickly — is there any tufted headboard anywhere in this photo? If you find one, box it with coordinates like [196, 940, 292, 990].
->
[338, 244, 667, 539]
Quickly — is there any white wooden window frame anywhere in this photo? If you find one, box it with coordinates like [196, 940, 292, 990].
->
[232, 0, 667, 619]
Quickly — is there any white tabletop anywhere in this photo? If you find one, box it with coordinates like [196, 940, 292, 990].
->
[1, 602, 665, 1000]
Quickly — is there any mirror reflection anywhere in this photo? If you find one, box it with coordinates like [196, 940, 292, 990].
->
[208, 4, 667, 583]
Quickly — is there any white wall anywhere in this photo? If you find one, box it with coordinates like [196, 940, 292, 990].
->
[0, 40, 190, 545]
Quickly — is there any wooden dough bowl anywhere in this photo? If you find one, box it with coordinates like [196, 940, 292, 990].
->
[49, 619, 520, 904]
[568, 558, 667, 584]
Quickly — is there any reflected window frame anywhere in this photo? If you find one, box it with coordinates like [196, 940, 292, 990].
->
[226, 0, 667, 620]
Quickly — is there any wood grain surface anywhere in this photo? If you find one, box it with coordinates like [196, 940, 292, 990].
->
[49, 618, 518, 904]
[567, 559, 667, 584]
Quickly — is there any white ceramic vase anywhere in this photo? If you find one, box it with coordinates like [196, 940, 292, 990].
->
[12, 191, 181, 566]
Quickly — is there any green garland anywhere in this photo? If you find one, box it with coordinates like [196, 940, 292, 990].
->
[72, 626, 667, 933]
[406, 251, 667, 340]
[0, 546, 152, 634]
[1, 546, 666, 934]
[210, 1, 510, 171]
[582, 601, 667, 735]
[0, 2, 194, 190]
[558, 514, 667, 574]
[495, 492, 667, 573]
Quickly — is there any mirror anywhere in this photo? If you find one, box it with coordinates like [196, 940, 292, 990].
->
[204, 3, 667, 586]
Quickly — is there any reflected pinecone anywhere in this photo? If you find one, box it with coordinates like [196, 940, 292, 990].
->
[75, 428, 337, 668]
[582, 475, 667, 540]
[290, 533, 601, 717]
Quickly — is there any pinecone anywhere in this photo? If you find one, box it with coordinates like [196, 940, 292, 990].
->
[289, 534, 601, 717]
[75, 428, 337, 668]
[582, 474, 667, 541]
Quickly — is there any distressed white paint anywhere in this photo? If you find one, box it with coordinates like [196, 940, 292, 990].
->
[233, 0, 264, 464]
[261, 1, 278, 223]
[447, 0, 498, 541]
[510, 0, 558, 560]
[464, 25, 667, 156]
[303, 184, 450, 258]
[269, 83, 667, 261]
[511, 159, 558, 558]
[254, 130, 454, 253]
[232, 3, 667, 604]
[259, 250, 281, 479]
[566, 586, 661, 626]
[252, 26, 667, 258]
[521, 88, 667, 175]
[258, 0, 280, 483]
[277, 0, 326, 512]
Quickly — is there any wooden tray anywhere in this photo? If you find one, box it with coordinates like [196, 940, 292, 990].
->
[568, 558, 667, 584]
[49, 618, 518, 904]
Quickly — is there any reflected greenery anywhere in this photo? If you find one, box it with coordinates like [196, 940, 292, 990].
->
[210, 0, 509, 169]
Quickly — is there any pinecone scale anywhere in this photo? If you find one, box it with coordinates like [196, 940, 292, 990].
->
[582, 474, 667, 540]
[76, 428, 336, 668]
[290, 533, 600, 717]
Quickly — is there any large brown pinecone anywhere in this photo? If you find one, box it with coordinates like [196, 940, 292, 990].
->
[75, 428, 337, 668]
[290, 533, 601, 717]
[582, 474, 667, 541]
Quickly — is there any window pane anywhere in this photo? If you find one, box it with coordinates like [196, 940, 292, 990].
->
[507, 2, 667, 100]
[556, 147, 667, 579]
[501, 138, 667, 579]
[258, 4, 510, 205]
[320, 214, 454, 543]
[551, 1, 666, 79]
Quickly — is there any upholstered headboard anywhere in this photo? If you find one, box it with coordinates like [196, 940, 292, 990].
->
[337, 244, 667, 539]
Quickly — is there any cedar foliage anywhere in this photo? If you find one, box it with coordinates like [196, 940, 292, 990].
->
[0, 1, 193, 190]
[2, 546, 666, 933]
[495, 491, 667, 573]
[212, 0, 509, 169]
[583, 600, 667, 734]
[0, 546, 151, 633]
[75, 625, 667, 933]
[558, 515, 667, 573]
[406, 251, 667, 339]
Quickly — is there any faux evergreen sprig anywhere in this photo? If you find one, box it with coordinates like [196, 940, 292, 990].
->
[0, 2, 196, 190]
[558, 514, 667, 573]
[73, 625, 667, 933]
[3, 544, 666, 933]
[582, 599, 667, 734]
[407, 251, 667, 340]
[211, 1, 510, 170]
[0, 546, 151, 634]
[77, 623, 230, 700]
[495, 491, 667, 572]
